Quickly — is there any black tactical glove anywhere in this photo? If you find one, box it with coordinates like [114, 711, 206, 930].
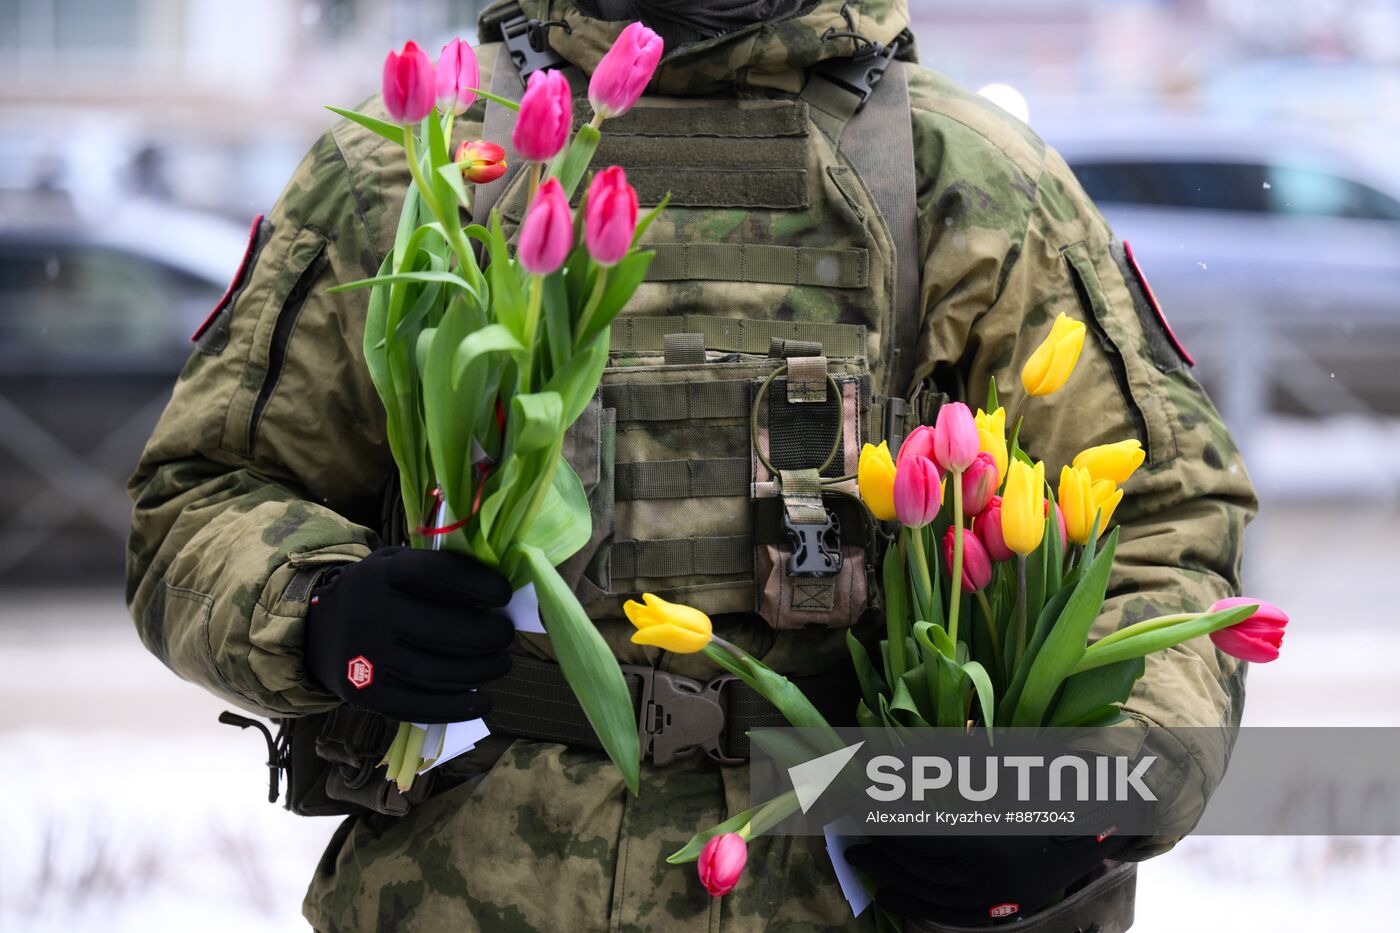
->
[845, 830, 1134, 926]
[304, 546, 515, 723]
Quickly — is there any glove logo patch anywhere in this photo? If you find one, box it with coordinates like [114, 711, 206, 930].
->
[989, 904, 1019, 919]
[347, 656, 374, 689]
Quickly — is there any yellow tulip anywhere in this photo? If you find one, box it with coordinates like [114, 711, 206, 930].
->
[1000, 459, 1046, 555]
[1091, 478, 1124, 532]
[858, 441, 898, 521]
[974, 407, 1008, 483]
[1073, 439, 1146, 486]
[624, 593, 713, 653]
[1021, 313, 1086, 397]
[1061, 465, 1108, 545]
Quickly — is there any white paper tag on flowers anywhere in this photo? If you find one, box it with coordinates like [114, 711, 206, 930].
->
[824, 817, 872, 917]
[506, 582, 546, 634]
[413, 716, 492, 775]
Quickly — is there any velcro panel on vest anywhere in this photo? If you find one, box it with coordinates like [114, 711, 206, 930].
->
[646, 243, 868, 289]
[610, 316, 866, 360]
[501, 100, 809, 212]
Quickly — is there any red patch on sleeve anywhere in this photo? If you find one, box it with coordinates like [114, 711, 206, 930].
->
[1123, 240, 1194, 367]
[191, 213, 264, 342]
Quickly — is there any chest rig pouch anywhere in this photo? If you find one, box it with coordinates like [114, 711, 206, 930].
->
[484, 48, 920, 635]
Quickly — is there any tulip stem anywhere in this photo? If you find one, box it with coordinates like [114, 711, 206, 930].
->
[402, 130, 443, 228]
[528, 162, 542, 205]
[520, 275, 545, 391]
[948, 472, 965, 645]
[1087, 612, 1197, 652]
[976, 589, 1002, 674]
[906, 528, 934, 625]
[1015, 556, 1029, 662]
[590, 112, 607, 131]
[573, 267, 610, 350]
[395, 724, 428, 792]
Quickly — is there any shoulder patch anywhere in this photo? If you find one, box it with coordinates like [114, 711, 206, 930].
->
[1115, 239, 1194, 371]
[192, 214, 273, 354]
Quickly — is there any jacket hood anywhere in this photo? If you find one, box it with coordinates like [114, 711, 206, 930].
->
[482, 0, 913, 95]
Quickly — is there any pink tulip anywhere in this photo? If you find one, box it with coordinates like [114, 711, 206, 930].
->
[934, 402, 980, 473]
[943, 527, 993, 593]
[518, 177, 573, 275]
[896, 424, 936, 468]
[455, 140, 507, 184]
[589, 22, 664, 120]
[383, 41, 436, 124]
[894, 455, 942, 528]
[961, 451, 999, 517]
[584, 166, 638, 266]
[1208, 598, 1288, 663]
[974, 496, 1013, 562]
[436, 38, 479, 115]
[513, 69, 572, 162]
[698, 833, 747, 897]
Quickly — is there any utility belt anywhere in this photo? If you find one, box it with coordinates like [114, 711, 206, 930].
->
[236, 653, 862, 818]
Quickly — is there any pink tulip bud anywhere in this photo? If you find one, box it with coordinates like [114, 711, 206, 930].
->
[943, 526, 994, 593]
[589, 22, 664, 120]
[383, 41, 436, 124]
[435, 38, 479, 115]
[584, 166, 639, 266]
[513, 69, 572, 162]
[518, 177, 573, 275]
[698, 833, 747, 897]
[961, 451, 999, 517]
[893, 455, 943, 528]
[975, 496, 1014, 562]
[455, 140, 507, 184]
[934, 402, 980, 473]
[1208, 597, 1288, 663]
[896, 424, 936, 468]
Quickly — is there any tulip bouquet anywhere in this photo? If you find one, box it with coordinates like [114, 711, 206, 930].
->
[328, 26, 665, 794]
[641, 311, 1287, 903]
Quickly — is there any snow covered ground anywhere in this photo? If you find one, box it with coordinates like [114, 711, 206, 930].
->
[2, 496, 1397, 931]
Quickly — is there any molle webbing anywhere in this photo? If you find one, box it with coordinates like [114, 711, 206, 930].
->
[610, 535, 752, 579]
[614, 458, 751, 500]
[646, 243, 868, 289]
[603, 380, 751, 422]
[609, 316, 866, 359]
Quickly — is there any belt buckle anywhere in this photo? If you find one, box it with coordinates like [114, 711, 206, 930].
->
[625, 667, 743, 766]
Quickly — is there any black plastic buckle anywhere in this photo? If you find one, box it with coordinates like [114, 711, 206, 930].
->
[626, 667, 743, 766]
[219, 711, 289, 805]
[500, 13, 567, 84]
[783, 507, 843, 577]
[813, 39, 900, 113]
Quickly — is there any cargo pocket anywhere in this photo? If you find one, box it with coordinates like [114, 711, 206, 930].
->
[1063, 243, 1179, 466]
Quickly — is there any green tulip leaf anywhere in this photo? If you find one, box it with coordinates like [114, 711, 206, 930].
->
[515, 459, 592, 567]
[325, 106, 405, 146]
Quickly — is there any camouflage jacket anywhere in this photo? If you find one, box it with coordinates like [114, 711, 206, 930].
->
[126, 1, 1256, 929]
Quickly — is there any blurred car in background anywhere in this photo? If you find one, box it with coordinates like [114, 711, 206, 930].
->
[1045, 117, 1400, 417]
[0, 188, 247, 585]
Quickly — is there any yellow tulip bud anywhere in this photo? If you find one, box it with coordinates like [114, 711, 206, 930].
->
[1021, 313, 1087, 397]
[974, 407, 1009, 484]
[1073, 439, 1146, 486]
[1058, 465, 1097, 545]
[1000, 459, 1046, 555]
[1091, 478, 1124, 532]
[858, 441, 898, 522]
[623, 593, 713, 654]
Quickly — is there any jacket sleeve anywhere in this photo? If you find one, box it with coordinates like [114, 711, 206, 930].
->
[125, 50, 502, 716]
[908, 86, 1258, 857]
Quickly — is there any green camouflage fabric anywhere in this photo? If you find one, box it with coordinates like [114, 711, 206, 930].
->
[126, 0, 1257, 929]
